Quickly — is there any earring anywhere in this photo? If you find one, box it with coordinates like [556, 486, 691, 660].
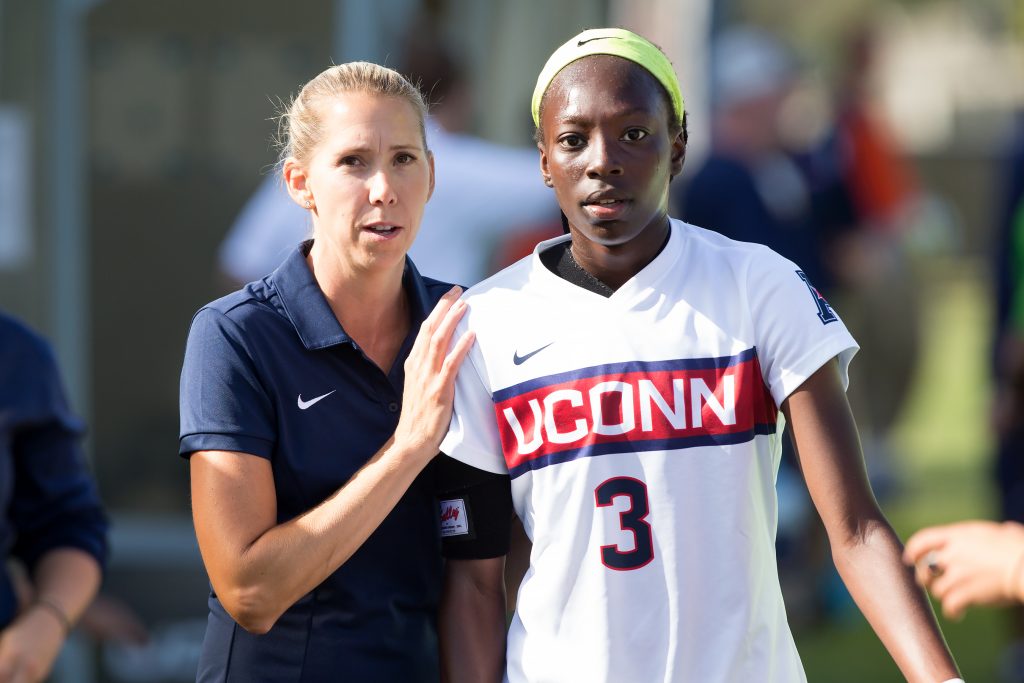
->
[305, 199, 312, 209]
[543, 177, 553, 187]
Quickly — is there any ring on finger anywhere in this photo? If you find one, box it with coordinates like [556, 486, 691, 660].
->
[924, 550, 944, 578]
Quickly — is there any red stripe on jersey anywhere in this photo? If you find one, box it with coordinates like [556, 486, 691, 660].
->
[493, 353, 777, 472]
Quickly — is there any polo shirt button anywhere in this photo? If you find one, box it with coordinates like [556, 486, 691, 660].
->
[387, 402, 399, 413]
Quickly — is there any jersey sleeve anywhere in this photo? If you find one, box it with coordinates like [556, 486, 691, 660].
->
[439, 318, 508, 475]
[746, 247, 859, 406]
[178, 307, 276, 459]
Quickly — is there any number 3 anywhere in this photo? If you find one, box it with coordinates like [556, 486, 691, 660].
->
[594, 477, 654, 570]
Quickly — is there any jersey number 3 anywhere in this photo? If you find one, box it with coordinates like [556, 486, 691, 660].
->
[594, 477, 654, 570]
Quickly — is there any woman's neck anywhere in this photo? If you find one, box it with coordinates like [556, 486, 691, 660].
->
[307, 242, 409, 371]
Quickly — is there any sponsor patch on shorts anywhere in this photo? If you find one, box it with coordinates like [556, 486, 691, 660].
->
[439, 498, 470, 537]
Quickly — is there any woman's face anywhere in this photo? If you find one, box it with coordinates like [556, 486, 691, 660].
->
[538, 56, 684, 248]
[291, 92, 433, 274]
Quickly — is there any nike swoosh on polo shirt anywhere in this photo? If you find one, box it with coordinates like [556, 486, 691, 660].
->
[297, 390, 336, 410]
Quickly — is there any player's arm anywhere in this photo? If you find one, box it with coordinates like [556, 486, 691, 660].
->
[784, 358, 960, 682]
[435, 455, 514, 682]
[441, 557, 507, 683]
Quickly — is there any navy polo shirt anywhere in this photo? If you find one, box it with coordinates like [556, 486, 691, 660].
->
[0, 313, 108, 628]
[179, 241, 451, 683]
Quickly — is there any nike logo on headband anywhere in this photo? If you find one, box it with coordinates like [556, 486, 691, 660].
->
[578, 36, 620, 46]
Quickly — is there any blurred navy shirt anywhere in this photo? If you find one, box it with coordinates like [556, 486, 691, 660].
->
[179, 241, 450, 683]
[0, 313, 108, 627]
[677, 153, 834, 293]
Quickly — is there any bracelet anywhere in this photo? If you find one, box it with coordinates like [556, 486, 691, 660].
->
[31, 598, 72, 634]
[939, 679, 966, 683]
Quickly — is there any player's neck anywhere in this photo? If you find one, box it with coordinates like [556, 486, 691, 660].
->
[569, 217, 670, 291]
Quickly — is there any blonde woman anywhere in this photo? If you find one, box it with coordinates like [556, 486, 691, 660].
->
[179, 62, 474, 682]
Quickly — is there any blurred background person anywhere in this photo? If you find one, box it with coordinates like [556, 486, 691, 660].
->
[215, 170, 309, 289]
[993, 113, 1024, 526]
[808, 24, 925, 500]
[677, 28, 829, 289]
[674, 23, 940, 626]
[674, 27, 837, 625]
[677, 28, 925, 494]
[0, 311, 108, 683]
[218, 29, 559, 290]
[988, 110, 1024, 682]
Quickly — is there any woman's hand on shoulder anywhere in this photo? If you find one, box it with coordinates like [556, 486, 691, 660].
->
[394, 286, 475, 462]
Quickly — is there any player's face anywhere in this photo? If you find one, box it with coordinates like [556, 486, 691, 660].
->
[539, 56, 684, 249]
[300, 92, 433, 274]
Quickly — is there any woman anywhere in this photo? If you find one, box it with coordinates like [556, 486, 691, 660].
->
[179, 62, 474, 682]
[437, 29, 962, 682]
[0, 312, 107, 683]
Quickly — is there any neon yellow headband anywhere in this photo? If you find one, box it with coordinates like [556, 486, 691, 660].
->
[531, 28, 685, 128]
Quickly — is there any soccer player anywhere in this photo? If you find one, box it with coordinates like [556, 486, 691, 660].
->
[436, 28, 962, 682]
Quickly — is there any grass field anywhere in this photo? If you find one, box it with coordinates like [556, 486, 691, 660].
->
[797, 259, 1006, 681]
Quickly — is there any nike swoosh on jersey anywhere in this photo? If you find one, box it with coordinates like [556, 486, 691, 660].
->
[513, 343, 553, 365]
[297, 390, 336, 410]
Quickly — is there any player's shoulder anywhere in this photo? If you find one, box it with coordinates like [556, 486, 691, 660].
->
[674, 218, 794, 270]
[459, 241, 551, 305]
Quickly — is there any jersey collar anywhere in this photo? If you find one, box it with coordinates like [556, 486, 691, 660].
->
[531, 219, 684, 301]
[273, 240, 434, 351]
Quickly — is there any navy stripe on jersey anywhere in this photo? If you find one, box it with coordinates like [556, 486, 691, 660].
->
[507, 424, 777, 479]
[491, 347, 758, 403]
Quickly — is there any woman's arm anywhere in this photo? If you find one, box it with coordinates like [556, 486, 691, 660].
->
[192, 438, 434, 633]
[0, 549, 101, 683]
[191, 289, 474, 634]
[783, 358, 960, 682]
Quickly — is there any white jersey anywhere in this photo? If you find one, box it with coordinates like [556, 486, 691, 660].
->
[440, 219, 858, 683]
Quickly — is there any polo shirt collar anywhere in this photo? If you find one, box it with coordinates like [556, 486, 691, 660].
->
[273, 240, 434, 351]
